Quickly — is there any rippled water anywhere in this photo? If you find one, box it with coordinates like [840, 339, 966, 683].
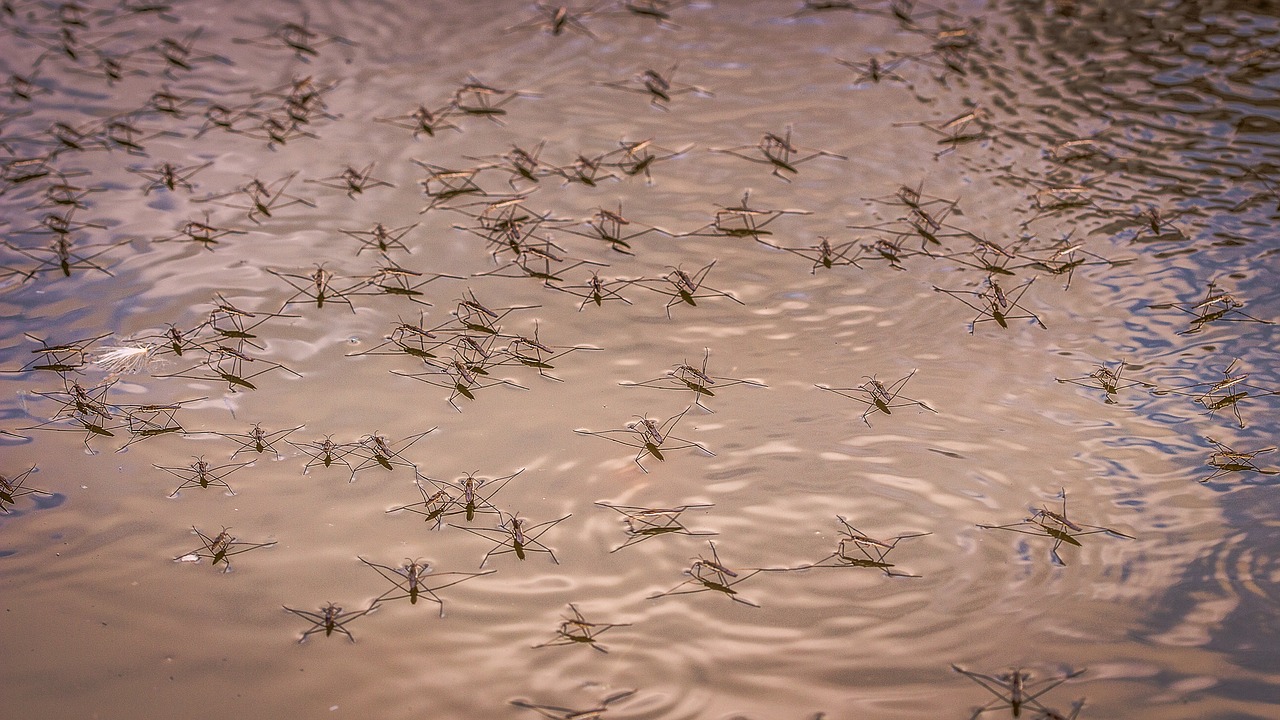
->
[2, 1, 1278, 718]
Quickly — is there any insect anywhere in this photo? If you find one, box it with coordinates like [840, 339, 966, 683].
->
[0, 466, 48, 513]
[268, 265, 365, 312]
[594, 501, 715, 552]
[395, 355, 530, 411]
[5, 233, 128, 280]
[510, 690, 637, 720]
[505, 3, 600, 39]
[359, 557, 492, 616]
[193, 100, 262, 138]
[199, 293, 288, 348]
[603, 137, 692, 185]
[793, 516, 930, 577]
[128, 160, 213, 195]
[492, 323, 599, 381]
[561, 202, 666, 254]
[115, 397, 205, 451]
[443, 469, 524, 522]
[1154, 358, 1278, 429]
[159, 342, 302, 391]
[388, 469, 520, 528]
[637, 261, 746, 319]
[619, 0, 684, 26]
[219, 423, 303, 459]
[551, 151, 617, 187]
[769, 236, 864, 274]
[978, 489, 1133, 566]
[552, 271, 639, 311]
[347, 429, 435, 481]
[174, 526, 275, 572]
[30, 172, 102, 211]
[894, 105, 994, 157]
[575, 405, 713, 472]
[680, 191, 812, 243]
[373, 102, 460, 138]
[1055, 360, 1153, 404]
[415, 162, 489, 212]
[1149, 279, 1274, 335]
[467, 141, 551, 190]
[934, 276, 1047, 332]
[20, 378, 123, 452]
[1020, 235, 1126, 289]
[451, 289, 540, 335]
[195, 171, 315, 225]
[283, 602, 373, 643]
[4, 331, 110, 375]
[305, 162, 394, 199]
[449, 75, 539, 126]
[649, 541, 761, 607]
[288, 435, 359, 476]
[347, 313, 452, 361]
[147, 28, 230, 76]
[154, 212, 247, 251]
[710, 125, 846, 181]
[532, 603, 631, 653]
[455, 511, 571, 568]
[340, 222, 419, 256]
[789, 0, 862, 17]
[835, 54, 913, 85]
[620, 348, 766, 411]
[156, 456, 251, 497]
[817, 369, 936, 426]
[952, 665, 1086, 720]
[476, 239, 607, 286]
[1202, 437, 1278, 484]
[234, 14, 353, 59]
[596, 65, 712, 109]
[361, 258, 464, 305]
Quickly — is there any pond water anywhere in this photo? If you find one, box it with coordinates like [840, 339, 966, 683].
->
[1, 1, 1278, 718]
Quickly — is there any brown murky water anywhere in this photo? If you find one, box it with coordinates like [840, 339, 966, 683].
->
[2, 1, 1279, 718]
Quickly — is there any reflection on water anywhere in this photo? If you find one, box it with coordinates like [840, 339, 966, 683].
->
[1, 0, 1278, 718]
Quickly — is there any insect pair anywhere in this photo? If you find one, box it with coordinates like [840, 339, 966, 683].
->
[387, 469, 523, 528]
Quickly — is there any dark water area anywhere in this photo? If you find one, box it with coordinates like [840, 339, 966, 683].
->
[1, 1, 1278, 718]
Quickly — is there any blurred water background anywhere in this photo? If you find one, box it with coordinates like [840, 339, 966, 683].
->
[1, 1, 1279, 718]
